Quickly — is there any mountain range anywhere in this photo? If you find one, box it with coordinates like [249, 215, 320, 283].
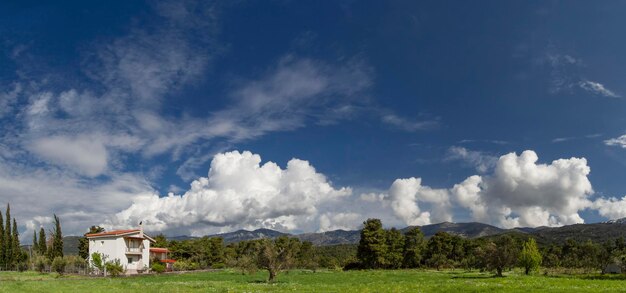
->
[166, 218, 626, 246]
[59, 218, 626, 255]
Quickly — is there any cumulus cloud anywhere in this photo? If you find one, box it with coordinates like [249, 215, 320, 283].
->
[446, 146, 497, 173]
[605, 135, 626, 148]
[591, 196, 626, 220]
[452, 150, 593, 228]
[318, 212, 362, 232]
[361, 177, 451, 226]
[106, 151, 351, 234]
[366, 150, 595, 228]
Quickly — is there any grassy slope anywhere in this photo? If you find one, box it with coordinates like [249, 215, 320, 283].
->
[1, 270, 626, 292]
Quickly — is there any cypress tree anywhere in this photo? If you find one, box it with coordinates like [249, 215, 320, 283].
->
[11, 218, 19, 269]
[51, 214, 63, 259]
[402, 227, 425, 268]
[38, 228, 46, 256]
[0, 211, 4, 269]
[32, 230, 38, 257]
[4, 204, 11, 267]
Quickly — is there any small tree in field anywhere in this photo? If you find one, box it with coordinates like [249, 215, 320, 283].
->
[51, 256, 66, 275]
[518, 238, 542, 275]
[91, 252, 105, 275]
[482, 235, 519, 277]
[257, 237, 301, 282]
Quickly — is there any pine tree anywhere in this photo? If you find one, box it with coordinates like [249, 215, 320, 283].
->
[518, 238, 542, 275]
[38, 228, 46, 256]
[32, 230, 38, 257]
[11, 218, 19, 269]
[50, 214, 63, 259]
[357, 218, 388, 269]
[402, 227, 425, 268]
[4, 204, 11, 267]
[384, 228, 404, 268]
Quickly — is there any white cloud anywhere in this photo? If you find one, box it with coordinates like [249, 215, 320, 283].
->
[364, 177, 451, 226]
[605, 135, 626, 148]
[318, 212, 362, 232]
[446, 146, 497, 173]
[452, 150, 593, 228]
[366, 150, 595, 228]
[578, 80, 620, 98]
[381, 113, 438, 132]
[591, 196, 626, 220]
[29, 136, 108, 177]
[106, 151, 351, 234]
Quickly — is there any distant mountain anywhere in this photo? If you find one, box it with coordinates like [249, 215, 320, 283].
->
[414, 222, 506, 238]
[212, 228, 289, 244]
[296, 229, 361, 245]
[604, 217, 626, 224]
[60, 220, 626, 255]
[531, 222, 626, 244]
[63, 236, 81, 255]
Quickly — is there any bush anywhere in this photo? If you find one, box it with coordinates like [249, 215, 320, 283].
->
[34, 255, 48, 273]
[343, 261, 363, 271]
[173, 260, 199, 271]
[212, 262, 225, 269]
[151, 262, 165, 273]
[51, 257, 67, 275]
[105, 259, 125, 277]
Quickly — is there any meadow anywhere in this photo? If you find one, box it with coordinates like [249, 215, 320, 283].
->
[1, 269, 626, 292]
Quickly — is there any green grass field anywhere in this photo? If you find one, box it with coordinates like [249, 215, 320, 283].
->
[1, 269, 626, 292]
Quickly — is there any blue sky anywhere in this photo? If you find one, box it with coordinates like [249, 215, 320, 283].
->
[1, 1, 626, 236]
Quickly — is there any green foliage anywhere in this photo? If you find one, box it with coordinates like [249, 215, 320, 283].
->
[257, 236, 301, 282]
[402, 227, 425, 268]
[38, 228, 47, 256]
[49, 214, 63, 260]
[78, 226, 104, 259]
[91, 252, 105, 274]
[172, 259, 200, 271]
[357, 219, 387, 269]
[482, 235, 519, 277]
[51, 256, 66, 275]
[154, 234, 168, 248]
[151, 262, 165, 273]
[4, 204, 11, 268]
[34, 255, 48, 273]
[384, 228, 404, 269]
[105, 259, 125, 277]
[518, 238, 542, 275]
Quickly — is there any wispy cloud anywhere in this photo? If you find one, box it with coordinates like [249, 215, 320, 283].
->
[381, 113, 438, 132]
[545, 52, 620, 98]
[445, 146, 497, 173]
[578, 80, 620, 98]
[605, 135, 626, 148]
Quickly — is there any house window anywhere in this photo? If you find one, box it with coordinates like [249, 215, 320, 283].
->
[100, 241, 104, 246]
[128, 257, 133, 264]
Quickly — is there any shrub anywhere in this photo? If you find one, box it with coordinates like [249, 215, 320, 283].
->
[105, 259, 125, 277]
[51, 257, 67, 275]
[34, 255, 48, 273]
[151, 262, 166, 273]
[173, 260, 199, 271]
[212, 262, 225, 269]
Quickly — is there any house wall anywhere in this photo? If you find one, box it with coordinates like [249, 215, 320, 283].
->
[88, 233, 152, 274]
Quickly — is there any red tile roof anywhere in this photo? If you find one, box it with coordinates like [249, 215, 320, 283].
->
[150, 248, 169, 253]
[85, 229, 140, 237]
[160, 259, 176, 263]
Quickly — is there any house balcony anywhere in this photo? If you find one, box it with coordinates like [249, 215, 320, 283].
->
[126, 247, 143, 254]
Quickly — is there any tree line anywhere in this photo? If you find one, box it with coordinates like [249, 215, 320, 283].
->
[354, 218, 626, 276]
[0, 204, 27, 270]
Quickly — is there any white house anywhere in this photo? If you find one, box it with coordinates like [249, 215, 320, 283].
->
[86, 225, 156, 274]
